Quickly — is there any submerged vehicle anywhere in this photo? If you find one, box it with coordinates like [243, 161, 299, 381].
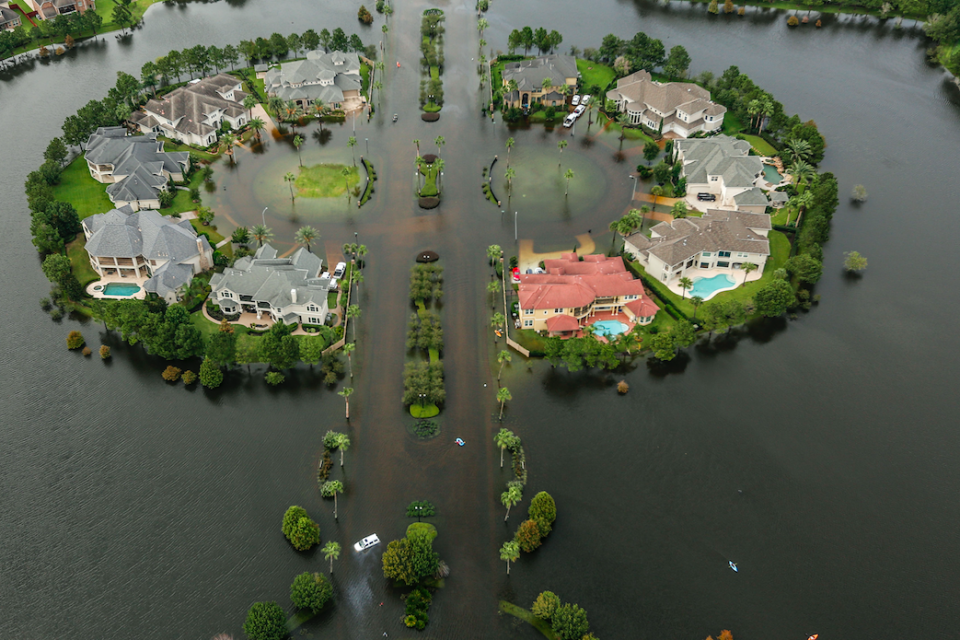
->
[354, 534, 380, 552]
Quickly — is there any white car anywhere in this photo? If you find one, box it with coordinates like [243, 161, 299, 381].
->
[333, 262, 347, 278]
[571, 95, 581, 106]
[562, 114, 576, 128]
[574, 105, 586, 117]
[354, 534, 380, 552]
[581, 94, 592, 105]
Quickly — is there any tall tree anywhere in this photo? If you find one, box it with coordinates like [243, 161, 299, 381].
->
[500, 540, 520, 575]
[322, 541, 341, 574]
[497, 386, 512, 421]
[338, 387, 354, 418]
[564, 168, 574, 196]
[678, 276, 693, 299]
[320, 480, 344, 519]
[494, 427, 516, 468]
[294, 225, 318, 251]
[505, 136, 515, 166]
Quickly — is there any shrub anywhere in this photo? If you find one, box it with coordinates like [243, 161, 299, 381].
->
[531, 591, 561, 620]
[552, 603, 590, 640]
[99, 345, 111, 359]
[358, 4, 373, 24]
[243, 601, 287, 640]
[265, 371, 286, 385]
[414, 419, 440, 439]
[81, 346, 92, 356]
[787, 15, 799, 26]
[515, 519, 543, 552]
[182, 370, 197, 385]
[290, 571, 333, 614]
[529, 491, 557, 528]
[316, 450, 333, 483]
[162, 366, 182, 382]
[617, 380, 629, 394]
[282, 505, 320, 550]
[66, 331, 85, 350]
[199, 357, 224, 388]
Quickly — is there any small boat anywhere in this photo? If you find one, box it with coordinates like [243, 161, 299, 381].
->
[392, 114, 398, 122]
[728, 561, 738, 572]
[455, 438, 465, 446]
[807, 636, 818, 640]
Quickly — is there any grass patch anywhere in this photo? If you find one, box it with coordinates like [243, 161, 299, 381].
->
[360, 62, 370, 95]
[295, 163, 359, 198]
[741, 134, 778, 157]
[722, 111, 745, 135]
[190, 219, 225, 246]
[406, 522, 438, 541]
[423, 102, 442, 113]
[410, 403, 440, 418]
[597, 113, 654, 142]
[190, 309, 250, 340]
[626, 230, 791, 317]
[66, 234, 100, 288]
[158, 137, 220, 162]
[499, 601, 557, 640]
[514, 329, 547, 354]
[327, 291, 339, 309]
[576, 58, 616, 93]
[52, 155, 116, 219]
[166, 172, 205, 216]
[418, 162, 440, 197]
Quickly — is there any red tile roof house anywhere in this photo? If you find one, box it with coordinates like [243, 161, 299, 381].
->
[517, 253, 659, 338]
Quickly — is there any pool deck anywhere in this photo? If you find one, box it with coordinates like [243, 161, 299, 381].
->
[566, 311, 644, 343]
[86, 276, 147, 300]
[667, 267, 760, 301]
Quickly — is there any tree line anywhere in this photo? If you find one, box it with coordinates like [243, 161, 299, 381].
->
[592, 31, 691, 80]
[505, 26, 563, 56]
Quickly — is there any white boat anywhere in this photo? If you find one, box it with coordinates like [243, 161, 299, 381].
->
[354, 534, 380, 552]
[729, 561, 738, 572]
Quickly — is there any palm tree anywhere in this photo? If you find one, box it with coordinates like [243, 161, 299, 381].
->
[564, 168, 575, 196]
[342, 242, 358, 259]
[251, 224, 273, 247]
[294, 225, 319, 251]
[504, 166, 516, 195]
[792, 191, 814, 227]
[434, 158, 445, 194]
[759, 99, 774, 133]
[356, 244, 368, 268]
[321, 480, 344, 519]
[500, 540, 520, 575]
[783, 138, 811, 164]
[343, 342, 355, 378]
[487, 244, 502, 267]
[690, 295, 704, 321]
[337, 387, 353, 419]
[351, 269, 364, 294]
[487, 280, 501, 309]
[497, 386, 512, 421]
[557, 139, 567, 165]
[347, 136, 357, 165]
[346, 304, 361, 341]
[505, 137, 515, 166]
[283, 100, 298, 122]
[322, 541, 341, 574]
[413, 138, 421, 158]
[284, 172, 296, 201]
[415, 156, 427, 193]
[747, 99, 761, 131]
[616, 112, 630, 141]
[341, 166, 352, 199]
[494, 428, 516, 468]
[267, 95, 285, 116]
[740, 262, 758, 285]
[249, 117, 265, 141]
[671, 200, 688, 219]
[501, 484, 522, 521]
[293, 134, 304, 166]
[541, 76, 553, 95]
[373, 80, 383, 105]
[497, 349, 511, 381]
[434, 135, 445, 159]
[220, 132, 237, 163]
[477, 17, 488, 36]
[678, 276, 693, 299]
[243, 94, 258, 120]
[313, 99, 326, 130]
[585, 96, 596, 128]
[335, 433, 351, 466]
[789, 160, 814, 192]
[650, 184, 664, 208]
[491, 312, 505, 343]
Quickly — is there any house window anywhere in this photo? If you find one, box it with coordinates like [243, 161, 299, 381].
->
[553, 308, 563, 313]
[524, 309, 533, 315]
[308, 305, 317, 312]
[543, 311, 548, 315]
[700, 263, 709, 269]
[702, 252, 711, 257]
[710, 176, 718, 181]
[717, 261, 729, 268]
[718, 251, 731, 257]
[524, 320, 533, 327]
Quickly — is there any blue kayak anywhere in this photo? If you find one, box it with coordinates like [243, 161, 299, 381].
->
[729, 561, 738, 572]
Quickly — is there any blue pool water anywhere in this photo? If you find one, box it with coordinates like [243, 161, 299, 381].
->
[102, 282, 141, 296]
[593, 320, 630, 337]
[689, 274, 736, 298]
[762, 164, 782, 184]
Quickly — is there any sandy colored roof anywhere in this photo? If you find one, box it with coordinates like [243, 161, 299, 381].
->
[608, 70, 724, 120]
[625, 209, 771, 267]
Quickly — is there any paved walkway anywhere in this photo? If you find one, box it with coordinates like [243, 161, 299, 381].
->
[199, 304, 322, 336]
[250, 104, 280, 139]
[518, 233, 596, 272]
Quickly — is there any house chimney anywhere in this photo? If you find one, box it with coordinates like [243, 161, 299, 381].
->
[291, 288, 297, 304]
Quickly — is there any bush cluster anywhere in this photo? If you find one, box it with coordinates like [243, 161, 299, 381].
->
[403, 587, 432, 630]
[281, 505, 320, 551]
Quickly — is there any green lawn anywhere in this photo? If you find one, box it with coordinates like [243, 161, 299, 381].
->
[410, 403, 440, 418]
[722, 111, 745, 135]
[66, 234, 100, 288]
[166, 172, 205, 216]
[158, 137, 220, 162]
[741, 134, 778, 157]
[628, 229, 792, 317]
[190, 219, 226, 245]
[499, 601, 557, 640]
[52, 156, 115, 219]
[406, 522, 438, 540]
[190, 309, 251, 340]
[360, 62, 370, 95]
[423, 102, 442, 113]
[597, 113, 654, 142]
[419, 163, 440, 197]
[514, 329, 547, 353]
[295, 163, 359, 198]
[576, 59, 616, 93]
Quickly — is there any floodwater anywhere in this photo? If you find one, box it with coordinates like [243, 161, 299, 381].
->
[1, 0, 959, 639]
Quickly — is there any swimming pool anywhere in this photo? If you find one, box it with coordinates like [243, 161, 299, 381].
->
[689, 274, 736, 299]
[102, 282, 142, 297]
[592, 320, 630, 337]
[762, 164, 782, 185]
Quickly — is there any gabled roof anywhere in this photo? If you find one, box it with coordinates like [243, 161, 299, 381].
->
[734, 187, 770, 206]
[211, 244, 330, 310]
[85, 127, 189, 204]
[625, 209, 771, 267]
[0, 5, 20, 25]
[83, 207, 210, 262]
[134, 74, 247, 139]
[545, 315, 580, 333]
[674, 135, 762, 188]
[502, 54, 578, 92]
[264, 50, 362, 103]
[606, 70, 726, 122]
[518, 254, 648, 310]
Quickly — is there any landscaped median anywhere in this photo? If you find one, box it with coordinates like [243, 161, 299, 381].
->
[403, 262, 445, 424]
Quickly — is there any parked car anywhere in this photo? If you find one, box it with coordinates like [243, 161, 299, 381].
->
[580, 94, 592, 105]
[562, 114, 576, 128]
[571, 95, 581, 106]
[333, 261, 347, 278]
[511, 266, 521, 283]
[697, 193, 717, 202]
[573, 105, 586, 117]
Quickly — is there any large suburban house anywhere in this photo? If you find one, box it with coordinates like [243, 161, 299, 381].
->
[129, 74, 248, 147]
[674, 135, 766, 209]
[517, 254, 659, 336]
[27, 0, 94, 21]
[0, 2, 22, 30]
[623, 209, 771, 285]
[502, 54, 579, 109]
[84, 127, 189, 211]
[264, 50, 363, 112]
[82, 205, 214, 303]
[210, 244, 333, 326]
[606, 70, 726, 138]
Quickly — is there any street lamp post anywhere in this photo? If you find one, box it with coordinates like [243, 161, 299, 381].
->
[514, 211, 518, 241]
[629, 174, 637, 201]
[261, 206, 268, 226]
[365, 138, 369, 155]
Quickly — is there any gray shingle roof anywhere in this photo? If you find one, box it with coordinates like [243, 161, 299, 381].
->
[625, 209, 771, 267]
[502, 54, 578, 92]
[675, 135, 762, 188]
[143, 262, 194, 298]
[83, 208, 210, 262]
[265, 50, 362, 104]
[85, 127, 189, 205]
[733, 187, 770, 206]
[135, 74, 247, 139]
[212, 244, 330, 312]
